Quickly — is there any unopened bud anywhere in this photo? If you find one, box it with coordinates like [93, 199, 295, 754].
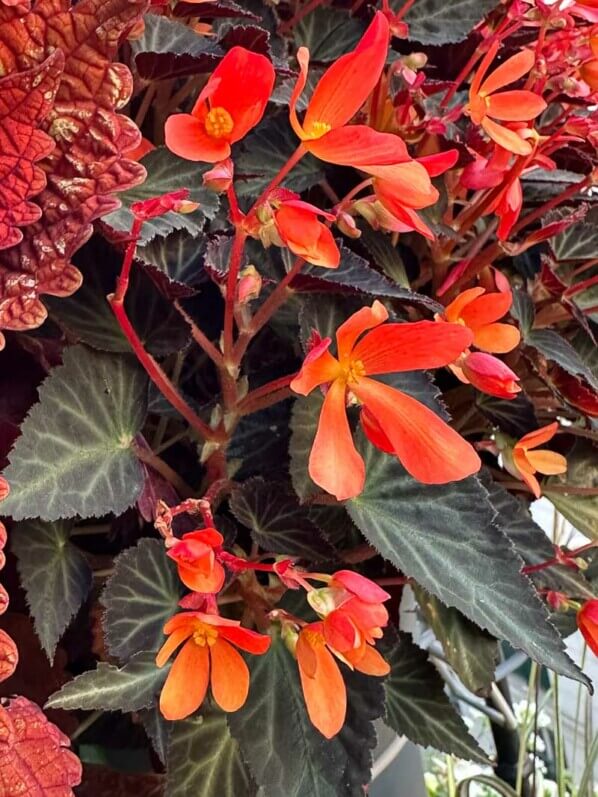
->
[202, 158, 233, 193]
[307, 587, 344, 617]
[336, 210, 361, 239]
[281, 623, 299, 655]
[574, 557, 589, 571]
[237, 265, 262, 304]
[176, 200, 200, 214]
[403, 52, 427, 70]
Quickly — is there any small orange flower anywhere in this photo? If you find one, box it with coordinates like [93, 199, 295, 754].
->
[442, 287, 521, 354]
[511, 422, 567, 498]
[577, 599, 598, 656]
[156, 611, 271, 720]
[166, 528, 225, 593]
[165, 47, 275, 163]
[290, 300, 480, 500]
[290, 12, 411, 169]
[466, 42, 547, 156]
[296, 621, 389, 738]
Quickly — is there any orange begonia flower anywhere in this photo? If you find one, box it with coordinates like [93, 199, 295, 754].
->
[290, 300, 481, 500]
[165, 47, 275, 163]
[459, 352, 521, 399]
[166, 528, 225, 593]
[156, 611, 271, 720]
[289, 12, 411, 169]
[296, 621, 388, 738]
[511, 422, 567, 498]
[466, 42, 547, 156]
[578, 599, 598, 656]
[442, 287, 521, 354]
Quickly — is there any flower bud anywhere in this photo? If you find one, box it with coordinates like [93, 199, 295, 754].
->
[281, 623, 299, 655]
[202, 158, 234, 193]
[460, 352, 521, 399]
[307, 587, 344, 617]
[237, 266, 262, 304]
[336, 210, 361, 239]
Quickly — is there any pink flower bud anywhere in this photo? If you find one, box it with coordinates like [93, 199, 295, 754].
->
[202, 158, 234, 193]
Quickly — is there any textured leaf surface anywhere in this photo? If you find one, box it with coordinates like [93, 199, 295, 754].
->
[230, 477, 335, 559]
[545, 440, 598, 541]
[136, 230, 206, 299]
[0, 53, 61, 252]
[526, 329, 597, 389]
[383, 631, 488, 763]
[102, 538, 182, 662]
[0, 696, 81, 795]
[236, 116, 324, 197]
[166, 710, 256, 797]
[228, 635, 384, 797]
[293, 7, 363, 60]
[46, 651, 168, 712]
[1, 346, 148, 520]
[103, 147, 219, 244]
[11, 519, 92, 659]
[414, 588, 498, 696]
[346, 432, 588, 686]
[303, 245, 442, 312]
[133, 13, 222, 80]
[0, 0, 147, 342]
[401, 0, 497, 43]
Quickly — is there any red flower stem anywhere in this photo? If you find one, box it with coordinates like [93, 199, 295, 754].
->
[223, 228, 248, 364]
[237, 373, 297, 414]
[233, 257, 306, 364]
[227, 183, 243, 226]
[174, 300, 224, 367]
[511, 174, 593, 236]
[133, 443, 194, 497]
[521, 542, 596, 574]
[109, 222, 221, 443]
[247, 144, 307, 218]
[394, 0, 417, 23]
[338, 177, 373, 209]
[279, 0, 326, 34]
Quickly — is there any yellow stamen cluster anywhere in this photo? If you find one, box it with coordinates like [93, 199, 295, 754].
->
[205, 106, 234, 139]
[346, 359, 366, 384]
[306, 120, 332, 139]
[192, 623, 219, 647]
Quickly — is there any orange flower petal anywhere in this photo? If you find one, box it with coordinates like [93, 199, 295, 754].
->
[159, 639, 209, 720]
[290, 339, 342, 395]
[209, 638, 250, 712]
[487, 90, 547, 122]
[275, 205, 340, 268]
[351, 377, 481, 484]
[352, 320, 473, 375]
[525, 450, 567, 476]
[361, 406, 394, 454]
[444, 287, 486, 323]
[217, 625, 272, 654]
[481, 117, 533, 156]
[176, 560, 226, 593]
[577, 601, 598, 657]
[518, 467, 542, 499]
[370, 162, 438, 209]
[516, 421, 559, 450]
[513, 447, 536, 475]
[479, 48, 535, 95]
[459, 291, 512, 327]
[183, 528, 224, 547]
[156, 626, 194, 668]
[472, 322, 520, 353]
[296, 627, 320, 678]
[309, 378, 366, 501]
[470, 40, 500, 97]
[323, 610, 359, 653]
[298, 638, 347, 738]
[378, 202, 435, 240]
[209, 47, 275, 141]
[306, 125, 409, 167]
[163, 612, 197, 635]
[336, 301, 388, 362]
[346, 644, 390, 676]
[164, 113, 231, 162]
[289, 47, 310, 139]
[304, 12, 389, 132]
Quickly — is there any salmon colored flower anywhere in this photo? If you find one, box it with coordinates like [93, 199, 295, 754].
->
[296, 621, 388, 738]
[290, 13, 410, 169]
[290, 300, 481, 500]
[466, 42, 547, 156]
[308, 570, 390, 659]
[442, 287, 521, 354]
[459, 352, 520, 399]
[165, 47, 275, 163]
[156, 611, 271, 720]
[166, 528, 225, 593]
[511, 422, 567, 498]
[578, 599, 598, 656]
[249, 190, 340, 268]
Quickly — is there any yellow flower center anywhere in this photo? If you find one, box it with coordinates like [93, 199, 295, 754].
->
[205, 106, 234, 139]
[192, 623, 219, 647]
[306, 120, 332, 139]
[346, 359, 366, 384]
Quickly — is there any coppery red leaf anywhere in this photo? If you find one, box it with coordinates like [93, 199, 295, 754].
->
[0, 0, 148, 347]
[0, 630, 18, 683]
[0, 696, 81, 795]
[0, 53, 61, 253]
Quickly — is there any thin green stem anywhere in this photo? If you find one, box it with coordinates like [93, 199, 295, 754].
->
[515, 661, 537, 795]
[554, 675, 566, 797]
